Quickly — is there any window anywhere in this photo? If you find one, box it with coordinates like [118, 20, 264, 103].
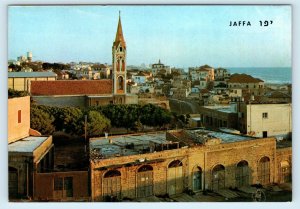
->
[54, 177, 73, 197]
[262, 112, 268, 119]
[64, 177, 73, 197]
[18, 110, 21, 123]
[280, 161, 291, 183]
[118, 76, 124, 90]
[54, 177, 63, 191]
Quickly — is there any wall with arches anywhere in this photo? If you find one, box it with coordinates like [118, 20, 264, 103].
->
[276, 147, 292, 183]
[90, 137, 291, 201]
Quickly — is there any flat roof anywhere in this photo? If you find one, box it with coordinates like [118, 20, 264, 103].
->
[90, 133, 169, 159]
[87, 95, 113, 98]
[8, 136, 49, 153]
[204, 105, 235, 113]
[89, 129, 258, 160]
[185, 129, 255, 143]
[8, 72, 57, 78]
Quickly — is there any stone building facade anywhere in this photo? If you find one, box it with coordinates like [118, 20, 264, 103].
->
[227, 74, 264, 96]
[199, 105, 238, 130]
[89, 130, 291, 201]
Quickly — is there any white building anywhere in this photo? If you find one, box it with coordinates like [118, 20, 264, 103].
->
[238, 102, 292, 139]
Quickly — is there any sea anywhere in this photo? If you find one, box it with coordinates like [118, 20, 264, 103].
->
[227, 67, 292, 84]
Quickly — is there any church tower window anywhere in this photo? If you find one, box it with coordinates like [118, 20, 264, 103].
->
[118, 76, 124, 90]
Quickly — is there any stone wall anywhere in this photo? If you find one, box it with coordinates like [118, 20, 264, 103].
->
[90, 137, 290, 201]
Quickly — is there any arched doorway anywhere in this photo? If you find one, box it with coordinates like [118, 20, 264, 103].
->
[137, 165, 153, 198]
[167, 160, 183, 195]
[258, 156, 270, 185]
[280, 161, 291, 183]
[102, 170, 121, 200]
[192, 166, 202, 191]
[9, 167, 18, 199]
[212, 164, 225, 191]
[236, 160, 250, 187]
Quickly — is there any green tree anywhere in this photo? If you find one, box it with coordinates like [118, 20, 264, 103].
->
[140, 104, 172, 128]
[8, 64, 21, 72]
[32, 105, 83, 135]
[30, 106, 55, 135]
[84, 111, 111, 137]
[8, 88, 29, 98]
[59, 107, 83, 134]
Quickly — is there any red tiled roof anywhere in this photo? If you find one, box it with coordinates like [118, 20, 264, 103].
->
[228, 74, 264, 83]
[31, 80, 113, 96]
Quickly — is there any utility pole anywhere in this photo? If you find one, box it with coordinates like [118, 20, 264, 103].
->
[84, 115, 87, 153]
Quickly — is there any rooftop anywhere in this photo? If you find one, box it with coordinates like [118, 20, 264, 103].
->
[31, 80, 113, 96]
[203, 105, 236, 113]
[181, 129, 255, 144]
[228, 73, 264, 83]
[8, 136, 49, 153]
[90, 132, 173, 159]
[89, 128, 257, 160]
[8, 71, 57, 78]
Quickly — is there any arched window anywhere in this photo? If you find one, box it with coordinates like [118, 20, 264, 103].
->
[167, 160, 183, 195]
[137, 165, 153, 198]
[258, 156, 270, 185]
[103, 170, 121, 200]
[212, 164, 225, 191]
[236, 160, 250, 187]
[118, 76, 124, 90]
[9, 167, 18, 199]
[116, 60, 120, 72]
[138, 165, 153, 172]
[280, 161, 291, 183]
[193, 167, 202, 191]
[122, 59, 125, 71]
[168, 160, 183, 168]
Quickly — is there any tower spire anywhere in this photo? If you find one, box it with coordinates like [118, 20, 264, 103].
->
[114, 11, 126, 48]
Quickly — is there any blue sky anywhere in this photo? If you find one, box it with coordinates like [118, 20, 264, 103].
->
[8, 5, 291, 68]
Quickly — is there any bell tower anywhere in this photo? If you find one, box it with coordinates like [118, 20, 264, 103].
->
[112, 11, 126, 95]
